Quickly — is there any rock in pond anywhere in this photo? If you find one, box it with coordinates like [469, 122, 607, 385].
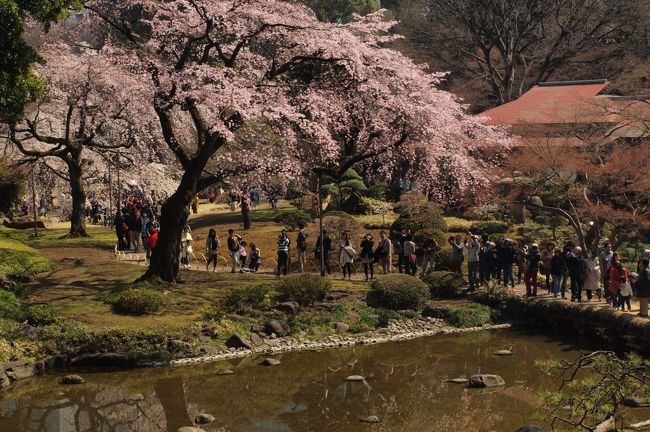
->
[494, 349, 514, 356]
[260, 358, 281, 367]
[447, 377, 469, 384]
[421, 305, 450, 319]
[177, 427, 206, 432]
[61, 375, 85, 385]
[195, 413, 216, 424]
[216, 369, 235, 375]
[264, 319, 290, 337]
[623, 397, 650, 408]
[468, 374, 505, 388]
[225, 334, 253, 350]
[345, 375, 365, 382]
[250, 333, 264, 347]
[360, 415, 380, 423]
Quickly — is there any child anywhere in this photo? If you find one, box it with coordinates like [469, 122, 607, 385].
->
[239, 240, 248, 272]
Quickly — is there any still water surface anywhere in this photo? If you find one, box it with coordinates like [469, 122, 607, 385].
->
[1, 329, 648, 432]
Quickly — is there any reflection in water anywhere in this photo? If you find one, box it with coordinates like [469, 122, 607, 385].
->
[1, 330, 648, 432]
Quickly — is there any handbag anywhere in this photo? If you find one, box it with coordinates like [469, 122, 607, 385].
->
[408, 254, 417, 265]
[620, 281, 633, 297]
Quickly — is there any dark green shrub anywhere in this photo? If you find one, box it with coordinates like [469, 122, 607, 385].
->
[367, 274, 429, 311]
[391, 206, 447, 234]
[469, 220, 510, 235]
[277, 274, 331, 306]
[0, 290, 21, 321]
[274, 209, 312, 231]
[413, 228, 446, 247]
[220, 285, 269, 314]
[446, 304, 493, 328]
[24, 305, 58, 326]
[113, 289, 162, 315]
[424, 271, 466, 299]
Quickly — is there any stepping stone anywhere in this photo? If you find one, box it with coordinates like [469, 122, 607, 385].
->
[60, 375, 85, 385]
[260, 358, 281, 367]
[345, 375, 365, 382]
[447, 377, 469, 384]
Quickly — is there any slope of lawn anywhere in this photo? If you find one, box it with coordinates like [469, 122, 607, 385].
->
[0, 228, 56, 275]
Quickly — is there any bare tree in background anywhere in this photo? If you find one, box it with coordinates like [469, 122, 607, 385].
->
[396, 0, 642, 108]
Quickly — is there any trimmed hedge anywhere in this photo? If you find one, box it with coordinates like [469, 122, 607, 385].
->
[113, 289, 162, 315]
[277, 273, 331, 306]
[469, 220, 510, 235]
[367, 274, 429, 311]
[424, 271, 465, 299]
[0, 290, 22, 321]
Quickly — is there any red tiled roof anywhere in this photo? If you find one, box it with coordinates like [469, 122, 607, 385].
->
[482, 80, 613, 125]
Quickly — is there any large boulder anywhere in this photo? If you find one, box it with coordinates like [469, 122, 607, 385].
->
[264, 320, 290, 337]
[275, 301, 299, 315]
[332, 322, 350, 333]
[60, 375, 85, 385]
[0, 367, 10, 389]
[468, 374, 505, 388]
[225, 334, 253, 350]
[2, 361, 36, 381]
[195, 413, 215, 424]
[421, 305, 450, 319]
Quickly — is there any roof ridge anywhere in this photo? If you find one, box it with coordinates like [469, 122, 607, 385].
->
[537, 79, 607, 87]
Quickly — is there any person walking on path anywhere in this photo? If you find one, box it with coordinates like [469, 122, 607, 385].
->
[516, 240, 528, 284]
[524, 244, 541, 297]
[114, 210, 126, 251]
[403, 235, 417, 276]
[128, 209, 143, 252]
[608, 252, 628, 309]
[568, 246, 587, 302]
[339, 232, 356, 280]
[448, 235, 464, 276]
[541, 243, 555, 294]
[599, 243, 614, 303]
[315, 230, 333, 274]
[180, 225, 193, 270]
[376, 231, 392, 274]
[227, 229, 242, 273]
[359, 234, 375, 281]
[550, 248, 563, 298]
[394, 229, 407, 273]
[296, 224, 308, 272]
[277, 230, 291, 276]
[465, 232, 480, 290]
[635, 255, 650, 317]
[205, 228, 220, 271]
[584, 251, 602, 301]
[559, 243, 573, 298]
[421, 235, 440, 278]
[500, 239, 517, 290]
[239, 241, 248, 271]
[191, 194, 200, 214]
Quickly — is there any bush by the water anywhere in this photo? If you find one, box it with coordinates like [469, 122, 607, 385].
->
[469, 220, 510, 235]
[113, 289, 162, 315]
[0, 290, 21, 321]
[273, 209, 312, 231]
[424, 271, 465, 298]
[277, 273, 331, 306]
[446, 304, 493, 328]
[367, 274, 429, 311]
[220, 285, 269, 314]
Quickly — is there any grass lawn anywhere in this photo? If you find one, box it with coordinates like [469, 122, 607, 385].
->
[0, 228, 56, 275]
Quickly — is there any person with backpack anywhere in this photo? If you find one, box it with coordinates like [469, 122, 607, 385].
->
[465, 232, 481, 290]
[500, 239, 517, 290]
[524, 244, 541, 297]
[403, 235, 417, 277]
[205, 228, 220, 272]
[227, 229, 242, 273]
[277, 230, 291, 276]
[339, 232, 356, 280]
[296, 224, 309, 272]
[359, 233, 375, 281]
[180, 225, 193, 270]
[550, 248, 563, 298]
[421, 235, 440, 278]
[375, 231, 392, 274]
[568, 246, 587, 302]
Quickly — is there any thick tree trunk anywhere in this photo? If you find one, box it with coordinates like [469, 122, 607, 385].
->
[144, 173, 194, 282]
[241, 197, 252, 230]
[67, 160, 87, 237]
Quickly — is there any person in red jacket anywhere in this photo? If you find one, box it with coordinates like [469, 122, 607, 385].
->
[608, 252, 628, 309]
[147, 225, 159, 254]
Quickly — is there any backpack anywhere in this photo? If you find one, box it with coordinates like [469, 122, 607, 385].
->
[228, 236, 240, 252]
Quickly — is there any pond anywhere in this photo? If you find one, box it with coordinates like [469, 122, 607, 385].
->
[1, 329, 648, 432]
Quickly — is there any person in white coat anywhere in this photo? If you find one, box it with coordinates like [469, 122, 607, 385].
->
[583, 252, 602, 301]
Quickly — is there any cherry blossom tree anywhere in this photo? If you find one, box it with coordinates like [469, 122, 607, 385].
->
[4, 43, 156, 237]
[82, 0, 509, 282]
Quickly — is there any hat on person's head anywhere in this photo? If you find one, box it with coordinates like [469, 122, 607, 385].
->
[531, 243, 539, 248]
